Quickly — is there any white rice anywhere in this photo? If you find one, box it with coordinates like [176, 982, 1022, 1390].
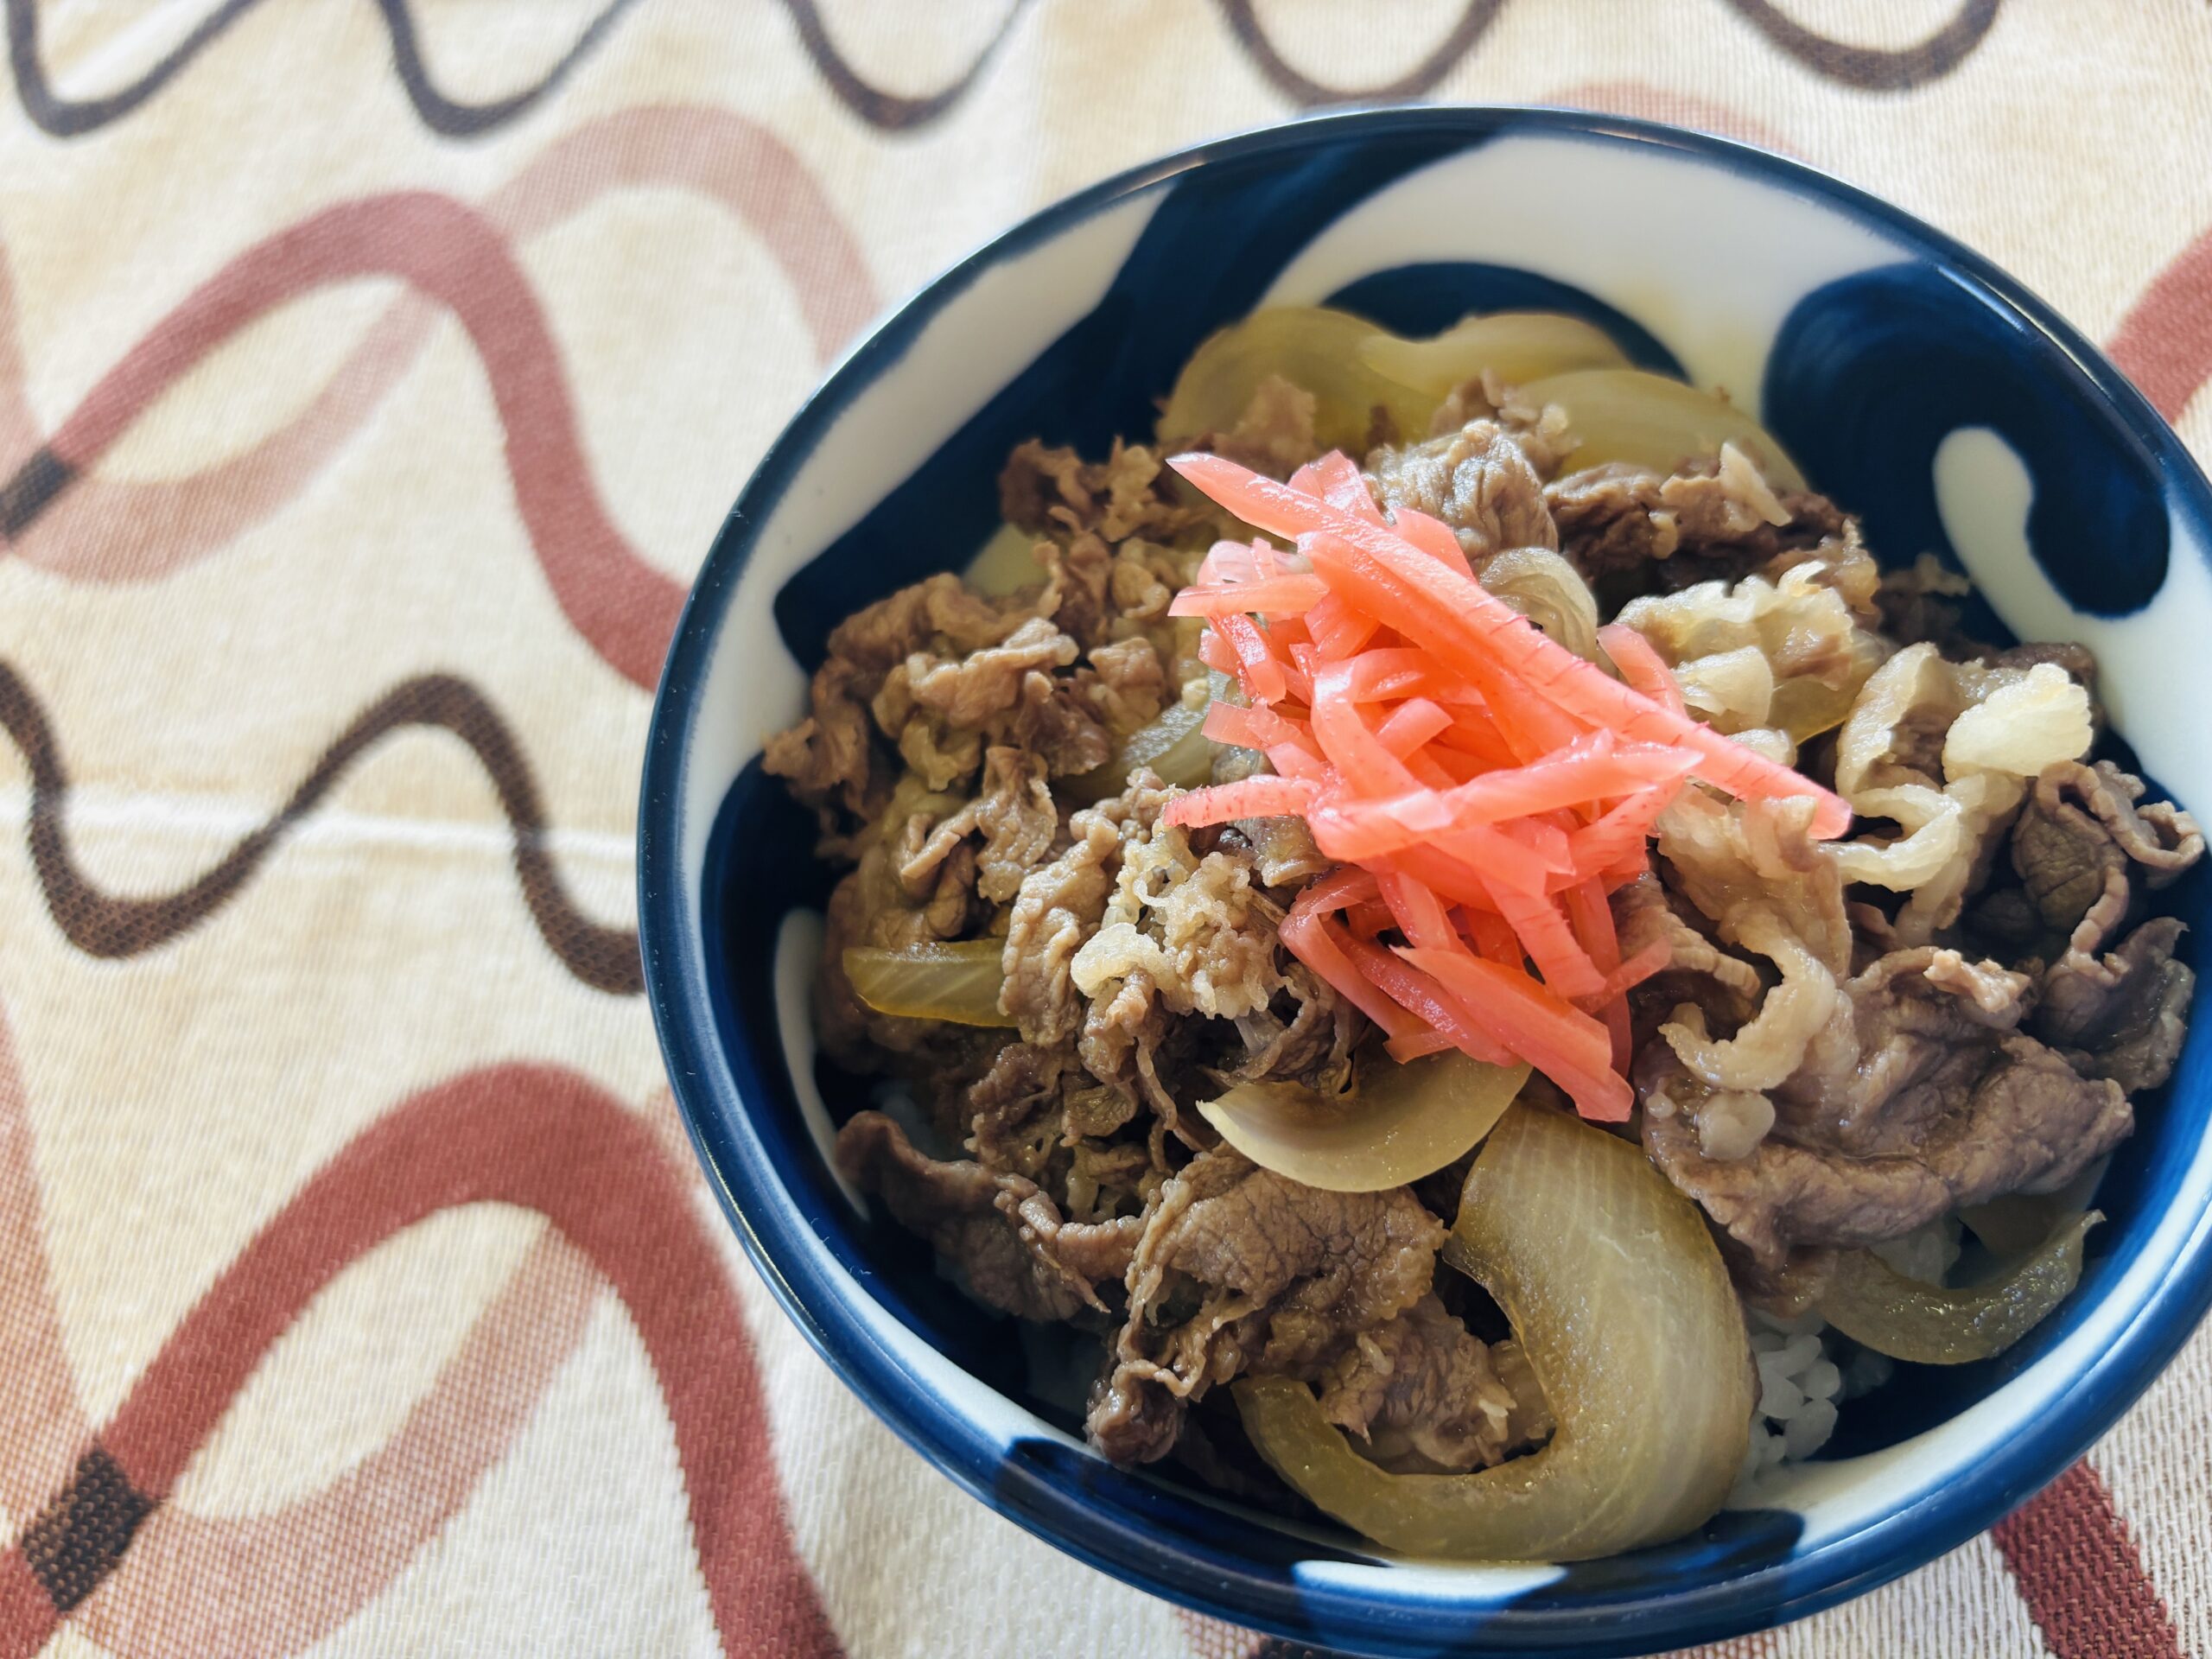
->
[1734, 1217, 1962, 1493]
[1739, 1311, 1847, 1487]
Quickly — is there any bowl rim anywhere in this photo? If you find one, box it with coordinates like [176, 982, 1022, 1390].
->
[639, 103, 2212, 1656]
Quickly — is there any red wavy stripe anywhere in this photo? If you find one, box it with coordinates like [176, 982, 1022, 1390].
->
[0, 1065, 842, 1658]
[0, 988, 647, 1654]
[35, 194, 683, 689]
[79, 1235, 600, 1656]
[0, 1554, 43, 1657]
[3, 105, 878, 594]
[1993, 1461, 2181, 1658]
[0, 1006, 82, 1525]
[2107, 226, 2212, 423]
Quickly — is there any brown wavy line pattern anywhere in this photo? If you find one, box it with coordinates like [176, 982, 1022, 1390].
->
[0, 664, 641, 995]
[1217, 0, 1999, 101]
[7, 0, 638, 138]
[10, 0, 1999, 151]
[1215, 0, 1505, 104]
[9, 0, 1020, 137]
[782, 0, 1027, 129]
[0, 105, 877, 620]
[1723, 0, 2001, 93]
[0, 1001, 841, 1656]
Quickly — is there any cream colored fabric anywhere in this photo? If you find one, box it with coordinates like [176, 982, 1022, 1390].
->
[3, 3, 2207, 1654]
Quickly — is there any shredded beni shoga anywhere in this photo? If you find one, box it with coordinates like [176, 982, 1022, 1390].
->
[1162, 448, 1849, 1122]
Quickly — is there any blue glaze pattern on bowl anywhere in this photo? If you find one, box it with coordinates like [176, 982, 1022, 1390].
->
[639, 107, 2212, 1656]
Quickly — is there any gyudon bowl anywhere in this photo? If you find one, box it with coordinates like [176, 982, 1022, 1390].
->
[639, 108, 2212, 1656]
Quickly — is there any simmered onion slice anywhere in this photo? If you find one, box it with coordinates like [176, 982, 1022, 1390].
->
[1160, 308, 1637, 458]
[842, 941, 1014, 1027]
[1060, 696, 1217, 804]
[1236, 1103, 1752, 1560]
[1960, 1159, 2103, 1255]
[1520, 369, 1807, 491]
[1357, 311, 1628, 404]
[1819, 1212, 2101, 1364]
[1160, 306, 1415, 455]
[1198, 1048, 1528, 1193]
[1478, 548, 1602, 661]
[963, 522, 1043, 594]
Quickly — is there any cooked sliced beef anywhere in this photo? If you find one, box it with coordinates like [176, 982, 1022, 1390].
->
[1033, 531, 1116, 647]
[1087, 1147, 1444, 1464]
[1614, 869, 1763, 1016]
[1646, 1034, 2127, 1268]
[837, 1111, 1141, 1323]
[768, 575, 1038, 819]
[1662, 448, 1793, 542]
[1222, 957, 1359, 1090]
[1656, 787, 1853, 978]
[2036, 918, 2196, 1093]
[1642, 941, 2131, 1266]
[1421, 374, 1576, 471]
[1063, 1135, 1162, 1226]
[862, 620, 1117, 788]
[1547, 463, 1683, 571]
[1085, 636, 1168, 727]
[1002, 819, 1128, 1046]
[773, 445, 1201, 843]
[835, 570, 1022, 672]
[1636, 741, 2181, 1268]
[1774, 946, 2034, 1151]
[997, 665, 1116, 779]
[1365, 417, 1558, 557]
[995, 528, 1190, 662]
[1547, 449, 1850, 581]
[962, 1037, 1160, 1224]
[964, 1039, 1078, 1185]
[2012, 760, 2203, 957]
[1080, 969, 1184, 1127]
[1645, 929, 2106, 1265]
[1824, 644, 2101, 945]
[893, 746, 1058, 906]
[877, 615, 1076, 730]
[999, 437, 1207, 545]
[1201, 373, 1324, 479]
[763, 656, 880, 819]
[1313, 1292, 1549, 1472]
[1071, 817, 1287, 1025]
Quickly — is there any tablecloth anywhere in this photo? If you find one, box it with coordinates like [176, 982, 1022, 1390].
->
[3, 3, 2210, 1654]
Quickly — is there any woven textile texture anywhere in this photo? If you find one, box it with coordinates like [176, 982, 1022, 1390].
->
[5, 3, 2212, 1654]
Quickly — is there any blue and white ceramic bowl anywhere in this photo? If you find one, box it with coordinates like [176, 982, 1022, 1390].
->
[639, 107, 2212, 1656]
